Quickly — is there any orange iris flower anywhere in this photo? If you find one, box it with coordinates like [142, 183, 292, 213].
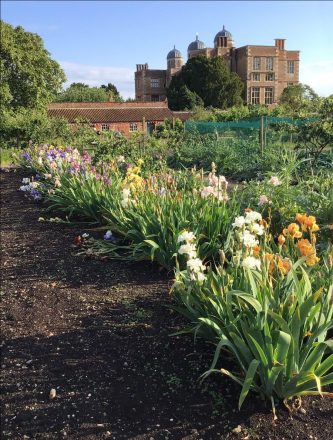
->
[264, 253, 275, 273]
[297, 239, 320, 266]
[277, 257, 292, 275]
[278, 234, 286, 246]
[253, 245, 260, 257]
[296, 213, 319, 233]
[283, 223, 302, 239]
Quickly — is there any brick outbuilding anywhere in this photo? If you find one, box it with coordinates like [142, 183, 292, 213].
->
[48, 102, 190, 136]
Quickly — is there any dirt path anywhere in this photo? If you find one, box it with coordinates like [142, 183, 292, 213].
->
[1, 169, 332, 440]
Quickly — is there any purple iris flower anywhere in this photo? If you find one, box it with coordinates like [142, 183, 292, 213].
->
[31, 189, 42, 201]
[46, 150, 57, 161]
[35, 174, 41, 181]
[22, 152, 31, 161]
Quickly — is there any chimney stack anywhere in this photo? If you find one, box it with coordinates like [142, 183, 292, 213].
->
[275, 39, 285, 50]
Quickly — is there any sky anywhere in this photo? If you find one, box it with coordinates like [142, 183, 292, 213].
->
[2, 0, 333, 98]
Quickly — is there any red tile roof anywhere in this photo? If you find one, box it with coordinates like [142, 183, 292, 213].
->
[48, 102, 190, 123]
[48, 101, 169, 109]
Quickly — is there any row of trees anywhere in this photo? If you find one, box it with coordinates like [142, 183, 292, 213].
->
[55, 82, 124, 102]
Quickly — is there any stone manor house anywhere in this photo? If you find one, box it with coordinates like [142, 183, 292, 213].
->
[135, 26, 300, 106]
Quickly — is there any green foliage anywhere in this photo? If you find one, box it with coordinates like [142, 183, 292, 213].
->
[294, 97, 333, 170]
[167, 76, 203, 110]
[56, 83, 109, 102]
[0, 147, 16, 167]
[0, 108, 73, 149]
[154, 118, 184, 139]
[103, 188, 241, 269]
[213, 104, 286, 121]
[46, 173, 122, 224]
[167, 133, 295, 180]
[279, 83, 320, 116]
[0, 20, 65, 111]
[167, 56, 243, 110]
[100, 83, 124, 102]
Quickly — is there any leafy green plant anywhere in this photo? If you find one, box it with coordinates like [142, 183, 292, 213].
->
[172, 215, 333, 417]
[45, 172, 122, 224]
[103, 187, 240, 270]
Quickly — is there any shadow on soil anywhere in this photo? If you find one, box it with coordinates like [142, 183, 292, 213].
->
[1, 296, 256, 440]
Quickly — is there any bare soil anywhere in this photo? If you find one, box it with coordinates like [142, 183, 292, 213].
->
[1, 169, 332, 440]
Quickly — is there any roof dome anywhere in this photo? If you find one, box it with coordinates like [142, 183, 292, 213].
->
[214, 25, 232, 43]
[188, 34, 206, 52]
[167, 45, 183, 60]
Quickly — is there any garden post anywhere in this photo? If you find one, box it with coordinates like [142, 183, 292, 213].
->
[260, 116, 265, 156]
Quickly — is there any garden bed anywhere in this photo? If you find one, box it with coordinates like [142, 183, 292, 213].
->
[1, 169, 332, 440]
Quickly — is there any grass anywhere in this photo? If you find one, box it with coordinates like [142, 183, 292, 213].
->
[0, 148, 16, 167]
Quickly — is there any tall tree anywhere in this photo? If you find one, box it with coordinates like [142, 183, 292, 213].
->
[100, 83, 123, 102]
[55, 83, 109, 102]
[167, 75, 203, 110]
[167, 55, 243, 110]
[279, 83, 320, 116]
[0, 20, 66, 111]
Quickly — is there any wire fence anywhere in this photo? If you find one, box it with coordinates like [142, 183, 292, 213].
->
[184, 116, 320, 151]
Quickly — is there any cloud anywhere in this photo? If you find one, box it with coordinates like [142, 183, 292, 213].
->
[300, 60, 333, 97]
[60, 61, 135, 99]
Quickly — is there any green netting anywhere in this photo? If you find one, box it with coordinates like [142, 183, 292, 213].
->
[185, 117, 319, 134]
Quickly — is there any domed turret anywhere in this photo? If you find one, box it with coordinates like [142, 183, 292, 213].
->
[167, 45, 184, 71]
[167, 45, 183, 60]
[214, 25, 234, 48]
[188, 34, 206, 52]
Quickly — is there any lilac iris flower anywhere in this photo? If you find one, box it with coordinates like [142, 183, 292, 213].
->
[104, 230, 112, 240]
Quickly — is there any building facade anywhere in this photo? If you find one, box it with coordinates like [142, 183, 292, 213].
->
[48, 102, 189, 136]
[135, 27, 300, 106]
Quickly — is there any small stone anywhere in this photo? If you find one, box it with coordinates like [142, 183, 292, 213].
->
[232, 425, 242, 434]
[49, 388, 57, 399]
[299, 407, 306, 414]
